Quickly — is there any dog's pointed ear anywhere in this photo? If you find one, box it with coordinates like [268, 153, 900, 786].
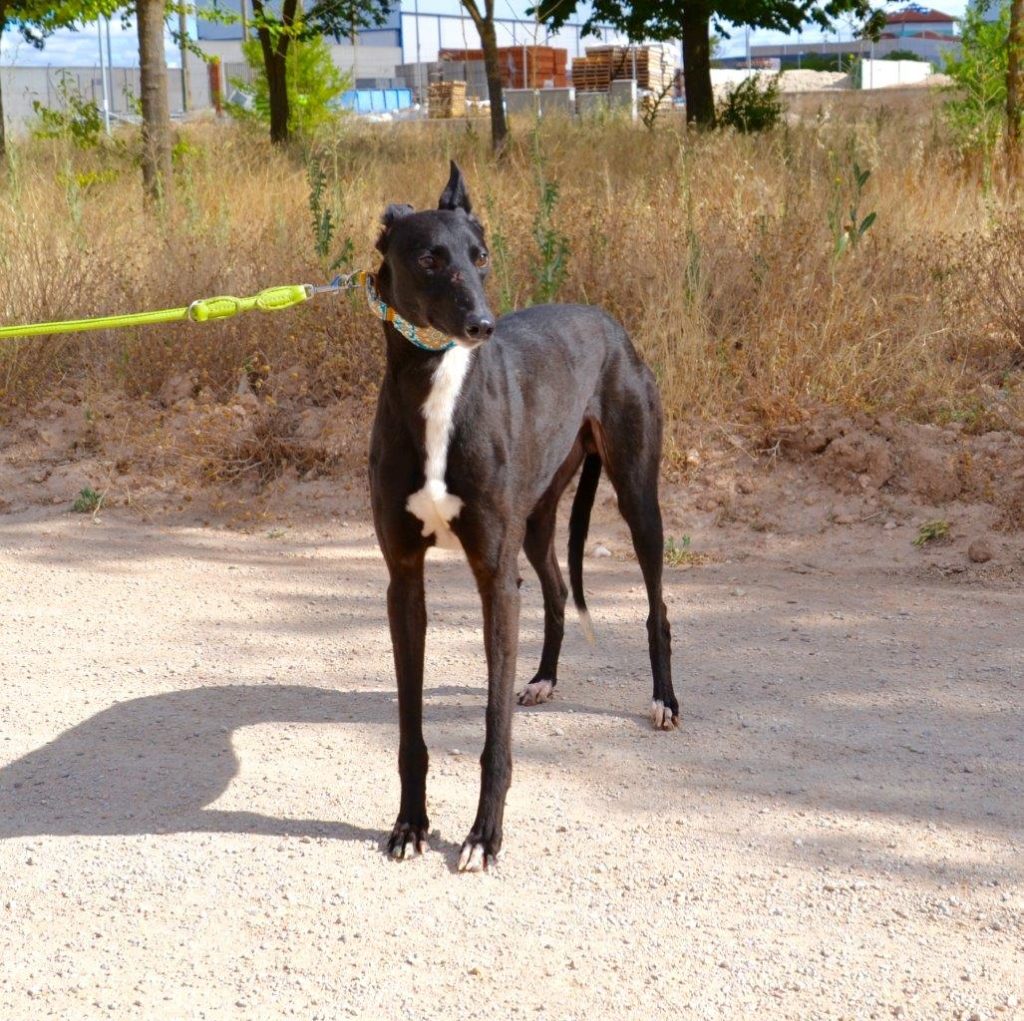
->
[438, 161, 472, 215]
[376, 203, 415, 254]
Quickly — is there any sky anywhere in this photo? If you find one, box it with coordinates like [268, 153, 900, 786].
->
[0, 1, 972, 70]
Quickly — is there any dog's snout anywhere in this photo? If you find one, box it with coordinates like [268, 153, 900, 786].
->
[465, 313, 495, 341]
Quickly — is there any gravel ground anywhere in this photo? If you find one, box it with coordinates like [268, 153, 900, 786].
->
[0, 509, 1021, 1020]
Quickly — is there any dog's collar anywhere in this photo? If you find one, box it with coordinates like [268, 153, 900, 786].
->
[361, 272, 456, 353]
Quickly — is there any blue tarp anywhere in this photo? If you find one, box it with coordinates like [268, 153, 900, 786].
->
[337, 88, 414, 114]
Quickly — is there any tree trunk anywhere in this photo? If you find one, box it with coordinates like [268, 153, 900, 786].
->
[681, 5, 715, 129]
[478, 19, 508, 154]
[264, 40, 290, 144]
[1009, 0, 1024, 168]
[253, 0, 291, 145]
[137, 0, 173, 203]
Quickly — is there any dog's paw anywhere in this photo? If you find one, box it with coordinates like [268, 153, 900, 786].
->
[387, 821, 429, 860]
[517, 679, 555, 707]
[457, 835, 499, 873]
[650, 699, 680, 731]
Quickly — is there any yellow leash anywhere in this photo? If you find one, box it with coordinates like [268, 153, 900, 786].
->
[0, 270, 457, 353]
[0, 283, 317, 340]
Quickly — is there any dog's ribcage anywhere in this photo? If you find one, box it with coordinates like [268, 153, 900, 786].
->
[405, 346, 473, 550]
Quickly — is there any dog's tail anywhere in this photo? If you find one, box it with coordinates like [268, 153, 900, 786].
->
[568, 454, 601, 643]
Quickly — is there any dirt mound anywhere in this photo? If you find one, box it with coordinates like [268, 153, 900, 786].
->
[775, 411, 1024, 527]
[1, 381, 1022, 545]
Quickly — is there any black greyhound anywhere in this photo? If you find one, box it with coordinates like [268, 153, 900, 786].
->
[368, 162, 677, 872]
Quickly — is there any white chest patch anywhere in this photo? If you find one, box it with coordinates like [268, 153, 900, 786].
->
[406, 345, 473, 550]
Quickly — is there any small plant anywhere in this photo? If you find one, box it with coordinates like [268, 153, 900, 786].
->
[484, 194, 517, 315]
[30, 72, 104, 149]
[308, 158, 334, 261]
[528, 129, 570, 305]
[717, 75, 782, 134]
[307, 156, 354, 271]
[913, 520, 950, 547]
[640, 81, 675, 131]
[664, 535, 693, 566]
[943, 6, 1010, 166]
[828, 158, 877, 260]
[72, 487, 103, 514]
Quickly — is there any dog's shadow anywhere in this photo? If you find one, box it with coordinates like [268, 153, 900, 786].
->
[0, 684, 418, 848]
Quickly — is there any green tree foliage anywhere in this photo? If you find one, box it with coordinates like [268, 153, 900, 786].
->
[212, 0, 391, 145]
[228, 34, 350, 139]
[944, 5, 1011, 158]
[532, 0, 885, 128]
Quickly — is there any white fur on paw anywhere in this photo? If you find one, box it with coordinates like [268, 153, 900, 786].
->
[650, 700, 678, 731]
[390, 832, 426, 860]
[457, 843, 489, 873]
[517, 679, 555, 706]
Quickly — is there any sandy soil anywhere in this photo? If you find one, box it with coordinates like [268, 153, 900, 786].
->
[0, 497, 1021, 1021]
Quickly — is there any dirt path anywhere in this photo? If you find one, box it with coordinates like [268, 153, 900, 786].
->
[0, 509, 1021, 1020]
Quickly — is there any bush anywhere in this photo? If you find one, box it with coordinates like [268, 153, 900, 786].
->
[785, 53, 859, 73]
[718, 75, 782, 133]
[30, 71, 104, 149]
[943, 6, 1010, 159]
[882, 49, 929, 62]
[228, 35, 350, 139]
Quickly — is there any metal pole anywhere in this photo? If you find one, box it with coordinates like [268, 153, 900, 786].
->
[97, 17, 111, 134]
[414, 0, 423, 104]
[104, 16, 114, 112]
[240, 0, 249, 42]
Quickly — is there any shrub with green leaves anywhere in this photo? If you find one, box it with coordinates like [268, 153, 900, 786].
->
[30, 71, 103, 149]
[228, 35, 350, 139]
[943, 6, 1010, 158]
[717, 75, 782, 134]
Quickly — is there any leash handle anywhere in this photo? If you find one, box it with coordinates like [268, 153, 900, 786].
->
[187, 285, 310, 323]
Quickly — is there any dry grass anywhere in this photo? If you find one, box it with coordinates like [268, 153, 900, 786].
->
[1, 94, 1022, 485]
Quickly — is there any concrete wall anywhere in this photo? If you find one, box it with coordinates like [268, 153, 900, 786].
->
[196, 39, 403, 87]
[859, 58, 933, 89]
[1, 64, 192, 130]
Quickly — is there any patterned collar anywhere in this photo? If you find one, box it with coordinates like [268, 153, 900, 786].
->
[360, 272, 456, 353]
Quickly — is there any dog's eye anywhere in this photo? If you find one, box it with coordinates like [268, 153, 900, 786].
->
[419, 254, 437, 270]
[475, 253, 489, 269]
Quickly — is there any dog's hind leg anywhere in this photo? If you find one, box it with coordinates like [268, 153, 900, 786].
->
[598, 390, 679, 731]
[384, 548, 432, 858]
[517, 505, 567, 707]
[621, 487, 678, 730]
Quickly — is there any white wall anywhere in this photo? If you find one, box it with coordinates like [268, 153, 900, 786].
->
[860, 58, 933, 89]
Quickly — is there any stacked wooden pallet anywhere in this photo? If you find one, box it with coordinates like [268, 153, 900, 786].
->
[573, 45, 676, 95]
[438, 46, 568, 88]
[570, 56, 612, 93]
[428, 81, 467, 118]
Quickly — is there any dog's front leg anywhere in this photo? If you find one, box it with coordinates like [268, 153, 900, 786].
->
[385, 550, 430, 859]
[459, 555, 521, 872]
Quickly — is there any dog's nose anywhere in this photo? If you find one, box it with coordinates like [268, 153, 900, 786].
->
[464, 313, 494, 340]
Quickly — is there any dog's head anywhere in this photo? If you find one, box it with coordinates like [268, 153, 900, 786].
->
[375, 162, 495, 348]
